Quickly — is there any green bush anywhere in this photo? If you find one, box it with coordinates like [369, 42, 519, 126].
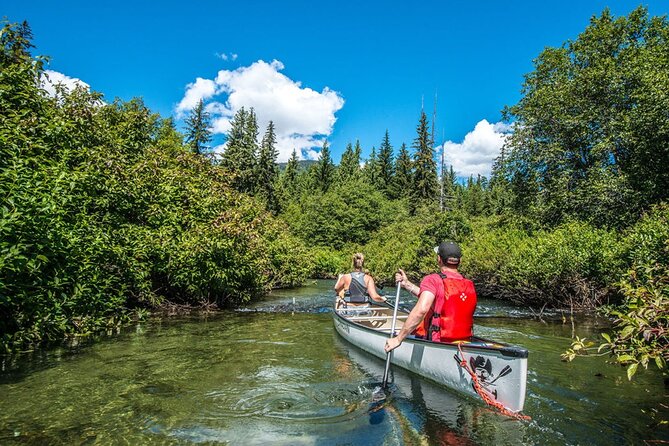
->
[282, 178, 406, 249]
[564, 204, 669, 378]
[465, 217, 622, 307]
[308, 247, 347, 279]
[607, 204, 669, 376]
[0, 21, 310, 353]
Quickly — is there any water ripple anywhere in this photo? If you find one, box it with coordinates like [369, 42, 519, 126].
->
[204, 382, 374, 422]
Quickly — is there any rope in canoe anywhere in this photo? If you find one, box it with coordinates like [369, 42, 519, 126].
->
[456, 344, 531, 421]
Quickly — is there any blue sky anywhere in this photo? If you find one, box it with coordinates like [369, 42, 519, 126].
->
[4, 0, 668, 176]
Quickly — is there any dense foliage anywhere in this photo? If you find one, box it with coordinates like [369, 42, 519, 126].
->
[498, 7, 669, 228]
[0, 21, 309, 353]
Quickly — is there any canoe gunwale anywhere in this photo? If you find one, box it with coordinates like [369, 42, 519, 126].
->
[333, 302, 528, 359]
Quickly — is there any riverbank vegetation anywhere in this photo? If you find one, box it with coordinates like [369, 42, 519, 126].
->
[1, 7, 668, 377]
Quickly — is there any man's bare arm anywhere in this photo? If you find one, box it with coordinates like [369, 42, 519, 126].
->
[385, 290, 435, 351]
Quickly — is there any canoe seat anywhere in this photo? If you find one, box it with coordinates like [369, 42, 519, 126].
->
[346, 315, 408, 321]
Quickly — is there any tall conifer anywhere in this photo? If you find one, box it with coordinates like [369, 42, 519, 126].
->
[257, 121, 279, 212]
[377, 130, 395, 197]
[185, 99, 212, 154]
[280, 149, 300, 200]
[363, 146, 380, 189]
[338, 142, 360, 183]
[314, 141, 335, 192]
[219, 107, 258, 193]
[412, 111, 438, 201]
[393, 143, 413, 199]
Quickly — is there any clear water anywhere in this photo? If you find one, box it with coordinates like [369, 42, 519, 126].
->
[1, 280, 667, 445]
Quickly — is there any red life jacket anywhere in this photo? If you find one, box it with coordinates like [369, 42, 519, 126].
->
[419, 271, 477, 342]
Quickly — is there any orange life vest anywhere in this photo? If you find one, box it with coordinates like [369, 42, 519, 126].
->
[415, 272, 477, 342]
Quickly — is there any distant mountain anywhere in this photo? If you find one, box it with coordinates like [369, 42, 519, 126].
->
[277, 160, 318, 171]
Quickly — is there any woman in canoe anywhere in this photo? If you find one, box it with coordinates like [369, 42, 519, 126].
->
[334, 253, 387, 304]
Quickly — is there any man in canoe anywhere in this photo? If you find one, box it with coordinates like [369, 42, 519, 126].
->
[384, 241, 477, 352]
[334, 252, 388, 305]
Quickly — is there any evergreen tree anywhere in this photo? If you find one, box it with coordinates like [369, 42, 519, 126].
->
[393, 143, 413, 199]
[313, 141, 335, 192]
[219, 107, 258, 193]
[338, 142, 361, 183]
[184, 99, 212, 155]
[223, 107, 247, 152]
[441, 165, 457, 210]
[353, 140, 362, 166]
[363, 146, 380, 189]
[377, 130, 395, 197]
[280, 149, 300, 202]
[257, 121, 279, 212]
[412, 111, 438, 201]
[488, 152, 512, 215]
[464, 175, 483, 216]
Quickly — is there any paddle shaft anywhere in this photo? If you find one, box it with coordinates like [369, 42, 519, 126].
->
[382, 282, 402, 388]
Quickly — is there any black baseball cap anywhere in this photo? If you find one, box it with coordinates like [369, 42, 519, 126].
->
[434, 241, 462, 265]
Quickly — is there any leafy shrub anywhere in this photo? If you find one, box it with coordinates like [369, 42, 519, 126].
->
[308, 247, 348, 279]
[282, 179, 405, 249]
[465, 217, 622, 307]
[0, 21, 310, 352]
[605, 205, 669, 377]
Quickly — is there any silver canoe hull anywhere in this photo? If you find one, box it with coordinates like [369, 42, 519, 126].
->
[333, 303, 528, 413]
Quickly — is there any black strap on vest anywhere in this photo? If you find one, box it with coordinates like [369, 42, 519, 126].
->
[347, 271, 369, 303]
[428, 273, 450, 340]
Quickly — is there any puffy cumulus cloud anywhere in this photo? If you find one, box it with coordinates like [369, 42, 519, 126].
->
[175, 77, 217, 116]
[176, 60, 344, 162]
[41, 70, 90, 97]
[440, 119, 512, 178]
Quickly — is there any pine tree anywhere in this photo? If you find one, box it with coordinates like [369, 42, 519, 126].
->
[219, 107, 258, 193]
[353, 140, 362, 166]
[377, 130, 395, 197]
[363, 146, 380, 189]
[412, 111, 438, 201]
[442, 165, 457, 210]
[257, 121, 279, 212]
[184, 99, 212, 154]
[393, 143, 413, 199]
[313, 140, 335, 192]
[338, 142, 361, 183]
[224, 107, 247, 152]
[280, 149, 300, 201]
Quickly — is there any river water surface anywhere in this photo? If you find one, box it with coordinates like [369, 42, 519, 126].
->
[1, 280, 668, 445]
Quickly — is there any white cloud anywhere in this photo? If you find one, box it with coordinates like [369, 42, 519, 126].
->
[440, 119, 512, 178]
[175, 77, 217, 116]
[41, 70, 90, 97]
[215, 52, 238, 61]
[176, 59, 344, 162]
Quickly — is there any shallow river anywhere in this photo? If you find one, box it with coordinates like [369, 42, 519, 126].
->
[1, 280, 668, 445]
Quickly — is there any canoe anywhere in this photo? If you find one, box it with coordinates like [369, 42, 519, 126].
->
[334, 336, 530, 443]
[332, 299, 528, 413]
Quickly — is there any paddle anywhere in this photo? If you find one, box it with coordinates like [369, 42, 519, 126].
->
[381, 281, 402, 388]
[488, 365, 512, 384]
